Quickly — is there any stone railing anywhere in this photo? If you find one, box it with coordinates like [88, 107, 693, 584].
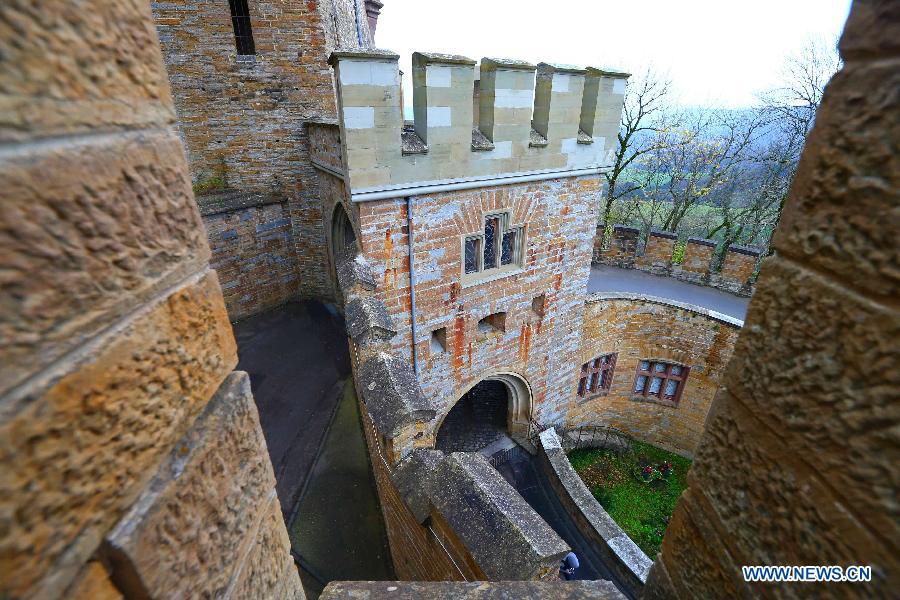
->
[593, 225, 762, 297]
[328, 49, 629, 194]
[538, 429, 652, 595]
[336, 251, 570, 581]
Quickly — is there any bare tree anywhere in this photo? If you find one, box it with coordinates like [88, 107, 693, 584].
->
[601, 68, 676, 239]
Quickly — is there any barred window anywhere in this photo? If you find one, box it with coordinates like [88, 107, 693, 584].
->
[228, 0, 256, 56]
[577, 353, 617, 399]
[633, 360, 689, 404]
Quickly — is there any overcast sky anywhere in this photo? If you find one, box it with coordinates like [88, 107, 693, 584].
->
[375, 0, 852, 109]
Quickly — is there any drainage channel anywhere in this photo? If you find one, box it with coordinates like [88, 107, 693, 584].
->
[288, 378, 395, 598]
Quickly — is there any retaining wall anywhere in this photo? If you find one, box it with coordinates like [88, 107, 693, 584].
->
[594, 225, 761, 297]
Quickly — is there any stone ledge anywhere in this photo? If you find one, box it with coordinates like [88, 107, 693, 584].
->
[686, 237, 717, 248]
[196, 190, 284, 217]
[104, 371, 276, 599]
[328, 47, 400, 65]
[344, 295, 397, 345]
[389, 448, 445, 523]
[629, 394, 679, 409]
[648, 229, 678, 240]
[412, 51, 477, 66]
[321, 580, 625, 599]
[481, 57, 537, 72]
[538, 62, 588, 75]
[358, 352, 435, 437]
[585, 292, 744, 328]
[336, 253, 377, 294]
[727, 244, 762, 256]
[427, 452, 569, 580]
[538, 429, 651, 595]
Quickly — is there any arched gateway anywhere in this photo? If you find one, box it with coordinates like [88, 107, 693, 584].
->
[434, 373, 533, 453]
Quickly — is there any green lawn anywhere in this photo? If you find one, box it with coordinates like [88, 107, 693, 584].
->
[568, 441, 692, 557]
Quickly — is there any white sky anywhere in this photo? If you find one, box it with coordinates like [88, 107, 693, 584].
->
[375, 0, 852, 108]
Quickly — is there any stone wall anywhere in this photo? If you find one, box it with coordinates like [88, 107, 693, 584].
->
[201, 195, 301, 321]
[152, 0, 372, 312]
[644, 1, 900, 596]
[0, 1, 301, 597]
[595, 224, 761, 296]
[567, 294, 741, 457]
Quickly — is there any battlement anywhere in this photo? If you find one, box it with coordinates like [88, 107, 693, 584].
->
[328, 49, 629, 198]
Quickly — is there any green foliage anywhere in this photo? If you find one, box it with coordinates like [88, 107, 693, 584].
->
[192, 175, 226, 196]
[671, 241, 685, 264]
[567, 441, 692, 557]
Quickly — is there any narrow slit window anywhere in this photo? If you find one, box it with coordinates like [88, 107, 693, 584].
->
[464, 237, 481, 274]
[483, 216, 499, 269]
[501, 229, 517, 265]
[229, 0, 256, 56]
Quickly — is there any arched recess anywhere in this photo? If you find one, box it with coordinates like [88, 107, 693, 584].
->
[329, 201, 360, 306]
[434, 372, 534, 452]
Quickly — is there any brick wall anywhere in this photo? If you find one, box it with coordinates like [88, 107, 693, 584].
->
[567, 296, 740, 457]
[152, 0, 371, 309]
[356, 176, 601, 431]
[0, 1, 301, 596]
[645, 2, 899, 596]
[202, 198, 301, 321]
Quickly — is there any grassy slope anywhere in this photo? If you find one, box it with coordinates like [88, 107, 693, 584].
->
[568, 441, 692, 557]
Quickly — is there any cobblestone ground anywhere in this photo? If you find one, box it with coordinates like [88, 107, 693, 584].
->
[435, 380, 508, 452]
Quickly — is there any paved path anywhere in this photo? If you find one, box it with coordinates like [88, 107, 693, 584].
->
[587, 265, 750, 321]
[233, 301, 351, 519]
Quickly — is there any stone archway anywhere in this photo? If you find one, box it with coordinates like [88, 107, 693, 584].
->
[329, 202, 358, 305]
[434, 373, 533, 453]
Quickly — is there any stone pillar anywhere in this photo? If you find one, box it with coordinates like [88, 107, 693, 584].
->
[716, 244, 761, 295]
[478, 57, 537, 151]
[0, 2, 301, 598]
[674, 237, 716, 284]
[644, 1, 900, 596]
[636, 229, 677, 275]
[411, 52, 477, 168]
[580, 67, 630, 160]
[329, 48, 403, 190]
[598, 225, 640, 268]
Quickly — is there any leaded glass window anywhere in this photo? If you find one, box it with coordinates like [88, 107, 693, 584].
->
[578, 353, 617, 399]
[483, 216, 499, 269]
[464, 237, 480, 274]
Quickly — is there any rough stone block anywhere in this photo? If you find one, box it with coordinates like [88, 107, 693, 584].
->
[0, 270, 236, 599]
[0, 0, 175, 140]
[345, 295, 397, 345]
[389, 448, 444, 523]
[65, 562, 123, 600]
[104, 371, 277, 599]
[0, 129, 210, 395]
[771, 56, 899, 299]
[428, 452, 569, 580]
[231, 494, 303, 600]
[708, 257, 899, 541]
[358, 352, 436, 437]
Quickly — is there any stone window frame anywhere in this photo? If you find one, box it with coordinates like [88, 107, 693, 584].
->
[631, 359, 690, 407]
[577, 353, 617, 401]
[460, 210, 525, 287]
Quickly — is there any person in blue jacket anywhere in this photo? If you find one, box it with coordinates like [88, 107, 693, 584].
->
[560, 551, 580, 580]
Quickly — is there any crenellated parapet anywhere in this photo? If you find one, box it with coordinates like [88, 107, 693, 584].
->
[328, 49, 629, 197]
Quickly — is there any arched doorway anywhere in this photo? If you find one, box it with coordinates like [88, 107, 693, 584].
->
[435, 373, 533, 453]
[330, 202, 358, 305]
